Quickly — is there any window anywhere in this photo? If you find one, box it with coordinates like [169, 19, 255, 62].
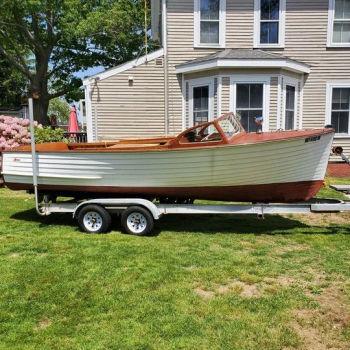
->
[331, 88, 350, 134]
[328, 0, 350, 46]
[254, 0, 285, 47]
[193, 86, 209, 125]
[189, 78, 214, 127]
[285, 85, 296, 130]
[236, 84, 264, 133]
[200, 0, 219, 43]
[230, 76, 270, 133]
[194, 0, 226, 47]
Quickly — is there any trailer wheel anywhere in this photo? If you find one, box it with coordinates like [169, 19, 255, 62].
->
[77, 205, 112, 234]
[121, 206, 154, 236]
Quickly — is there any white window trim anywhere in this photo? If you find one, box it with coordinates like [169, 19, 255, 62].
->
[188, 77, 215, 127]
[282, 77, 299, 131]
[299, 75, 305, 130]
[276, 75, 283, 129]
[83, 49, 164, 85]
[326, 81, 350, 138]
[181, 74, 186, 130]
[254, 0, 286, 48]
[194, 0, 226, 48]
[327, 0, 350, 47]
[176, 59, 310, 75]
[229, 75, 271, 132]
[84, 84, 93, 142]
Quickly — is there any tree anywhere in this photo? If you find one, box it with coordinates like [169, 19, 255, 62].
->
[48, 97, 70, 124]
[0, 0, 149, 125]
[0, 58, 26, 109]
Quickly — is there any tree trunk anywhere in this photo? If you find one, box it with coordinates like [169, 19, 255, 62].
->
[32, 97, 50, 126]
[30, 71, 50, 126]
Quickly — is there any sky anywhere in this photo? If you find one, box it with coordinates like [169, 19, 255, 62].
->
[74, 66, 105, 80]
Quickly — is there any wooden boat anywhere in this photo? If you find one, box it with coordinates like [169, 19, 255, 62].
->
[1, 113, 335, 203]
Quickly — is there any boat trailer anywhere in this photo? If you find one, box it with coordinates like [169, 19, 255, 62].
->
[24, 98, 350, 236]
[35, 196, 350, 236]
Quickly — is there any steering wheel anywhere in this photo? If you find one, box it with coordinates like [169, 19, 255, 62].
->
[198, 126, 209, 140]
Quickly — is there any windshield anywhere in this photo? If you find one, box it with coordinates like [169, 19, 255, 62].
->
[218, 113, 244, 139]
[179, 124, 223, 144]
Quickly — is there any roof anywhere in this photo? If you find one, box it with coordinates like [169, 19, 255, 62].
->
[176, 49, 311, 74]
[83, 48, 164, 86]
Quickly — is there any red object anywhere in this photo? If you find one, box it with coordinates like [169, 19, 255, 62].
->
[327, 162, 350, 178]
[5, 180, 324, 203]
[68, 106, 79, 133]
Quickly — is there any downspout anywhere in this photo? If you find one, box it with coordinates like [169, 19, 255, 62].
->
[84, 82, 93, 142]
[162, 0, 169, 135]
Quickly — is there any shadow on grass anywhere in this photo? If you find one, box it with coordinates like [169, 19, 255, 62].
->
[11, 208, 350, 236]
[11, 208, 76, 228]
[156, 214, 350, 236]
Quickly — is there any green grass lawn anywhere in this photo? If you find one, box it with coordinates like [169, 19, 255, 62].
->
[0, 180, 349, 350]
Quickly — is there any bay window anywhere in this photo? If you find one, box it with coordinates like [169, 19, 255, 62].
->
[230, 76, 270, 133]
[194, 0, 226, 47]
[236, 84, 264, 133]
[189, 78, 214, 127]
[193, 86, 210, 125]
[285, 85, 296, 130]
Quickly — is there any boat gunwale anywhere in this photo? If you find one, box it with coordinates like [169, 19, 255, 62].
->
[2, 129, 335, 154]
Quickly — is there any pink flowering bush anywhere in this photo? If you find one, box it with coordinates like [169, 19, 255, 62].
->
[0, 115, 67, 153]
[0, 115, 34, 151]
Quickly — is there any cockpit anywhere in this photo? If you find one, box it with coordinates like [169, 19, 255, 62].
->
[175, 113, 245, 145]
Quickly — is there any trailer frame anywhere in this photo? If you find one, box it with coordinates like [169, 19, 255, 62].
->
[37, 196, 350, 236]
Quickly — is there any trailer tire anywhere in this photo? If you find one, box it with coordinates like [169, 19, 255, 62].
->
[121, 206, 154, 236]
[77, 205, 112, 234]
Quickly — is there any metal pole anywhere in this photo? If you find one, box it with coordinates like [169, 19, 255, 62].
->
[144, 0, 148, 59]
[28, 98, 42, 215]
[162, 0, 169, 135]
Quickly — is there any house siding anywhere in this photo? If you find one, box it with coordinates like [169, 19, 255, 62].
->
[87, 0, 350, 159]
[221, 77, 231, 114]
[167, 0, 217, 133]
[277, 0, 350, 157]
[89, 56, 165, 140]
[165, 0, 350, 156]
[270, 76, 279, 130]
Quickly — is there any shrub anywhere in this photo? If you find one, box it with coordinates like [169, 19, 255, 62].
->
[34, 127, 67, 144]
[0, 115, 31, 151]
[0, 115, 67, 151]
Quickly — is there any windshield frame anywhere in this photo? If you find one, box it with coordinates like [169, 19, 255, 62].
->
[173, 113, 245, 147]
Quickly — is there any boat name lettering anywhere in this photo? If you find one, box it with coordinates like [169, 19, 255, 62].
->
[305, 136, 321, 143]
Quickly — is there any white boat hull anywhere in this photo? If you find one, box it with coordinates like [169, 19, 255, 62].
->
[1, 132, 334, 202]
